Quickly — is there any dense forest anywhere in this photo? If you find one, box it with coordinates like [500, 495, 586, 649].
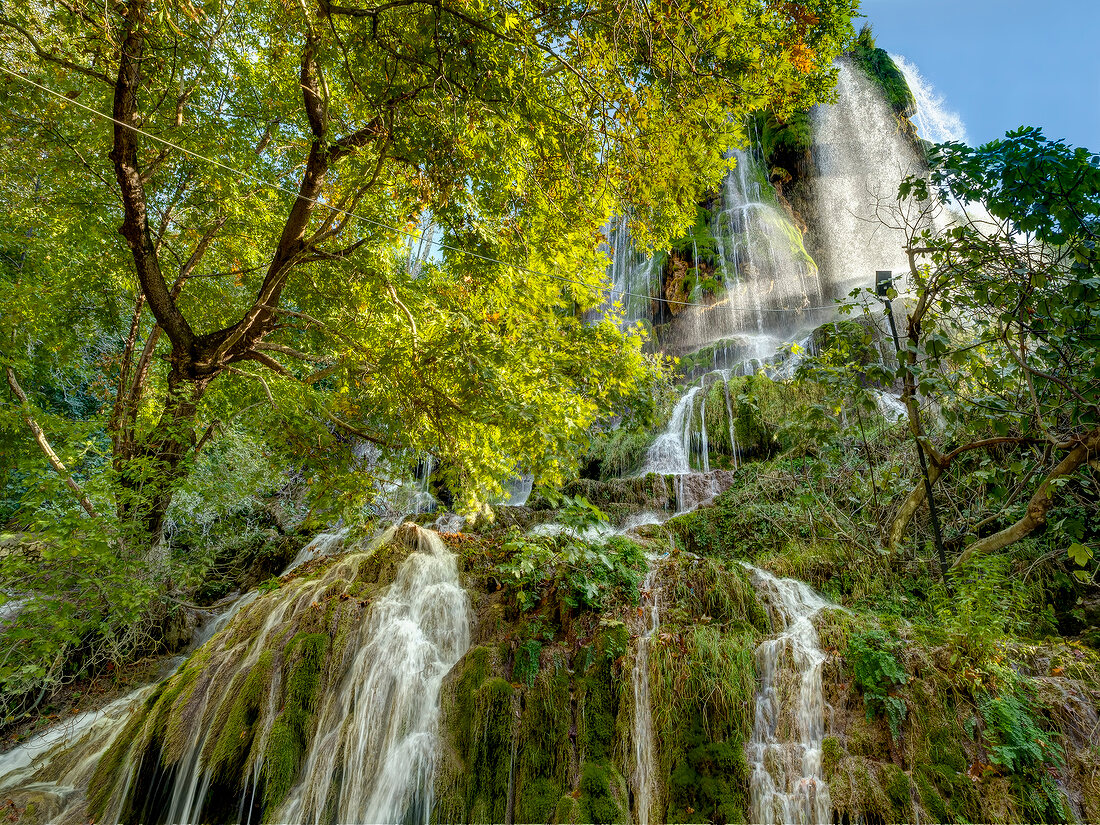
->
[0, 1, 1098, 823]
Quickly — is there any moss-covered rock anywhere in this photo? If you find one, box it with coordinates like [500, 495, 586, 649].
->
[848, 25, 916, 121]
[579, 761, 628, 824]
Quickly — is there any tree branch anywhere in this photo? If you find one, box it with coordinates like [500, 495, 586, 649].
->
[952, 427, 1100, 568]
[0, 17, 113, 84]
[5, 367, 98, 518]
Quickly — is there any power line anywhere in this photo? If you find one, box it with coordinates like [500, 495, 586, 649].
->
[0, 66, 841, 315]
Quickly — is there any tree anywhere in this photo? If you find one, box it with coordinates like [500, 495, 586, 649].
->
[0, 0, 857, 547]
[887, 127, 1100, 565]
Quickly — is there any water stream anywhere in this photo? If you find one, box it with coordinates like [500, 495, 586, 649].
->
[744, 565, 834, 825]
[630, 560, 662, 825]
[889, 53, 968, 145]
[811, 58, 925, 295]
[277, 527, 469, 824]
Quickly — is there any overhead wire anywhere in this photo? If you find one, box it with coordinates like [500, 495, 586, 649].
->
[0, 65, 844, 315]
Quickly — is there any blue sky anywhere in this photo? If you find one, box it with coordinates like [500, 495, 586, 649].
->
[858, 0, 1100, 150]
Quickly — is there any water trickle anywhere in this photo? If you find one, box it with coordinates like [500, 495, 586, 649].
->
[500, 474, 534, 506]
[602, 215, 664, 327]
[697, 390, 711, 474]
[282, 527, 350, 574]
[631, 559, 663, 825]
[0, 685, 158, 823]
[744, 565, 834, 825]
[278, 526, 470, 825]
[719, 370, 741, 470]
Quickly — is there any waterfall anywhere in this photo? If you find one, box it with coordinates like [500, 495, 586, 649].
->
[721, 372, 741, 470]
[661, 149, 827, 355]
[0, 685, 158, 823]
[714, 148, 825, 334]
[889, 54, 968, 145]
[277, 527, 469, 824]
[0, 525, 470, 825]
[282, 527, 350, 574]
[811, 58, 925, 295]
[643, 386, 700, 476]
[744, 565, 834, 825]
[697, 391, 710, 474]
[630, 560, 662, 825]
[603, 215, 663, 327]
[499, 474, 534, 506]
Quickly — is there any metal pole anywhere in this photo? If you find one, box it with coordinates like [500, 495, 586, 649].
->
[877, 272, 950, 582]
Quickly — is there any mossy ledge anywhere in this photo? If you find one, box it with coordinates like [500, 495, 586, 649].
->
[86, 525, 425, 824]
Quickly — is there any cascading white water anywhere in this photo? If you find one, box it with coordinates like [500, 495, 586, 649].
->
[889, 54, 968, 145]
[812, 58, 925, 295]
[698, 390, 711, 474]
[744, 565, 834, 825]
[603, 215, 664, 327]
[711, 148, 824, 338]
[282, 527, 351, 574]
[500, 473, 534, 506]
[720, 371, 741, 470]
[0, 525, 467, 825]
[0, 684, 158, 822]
[643, 386, 700, 476]
[630, 561, 662, 825]
[0, 590, 254, 825]
[277, 527, 470, 825]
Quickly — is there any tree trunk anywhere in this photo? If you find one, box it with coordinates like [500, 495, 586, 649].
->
[887, 463, 942, 552]
[114, 376, 208, 549]
[5, 366, 99, 518]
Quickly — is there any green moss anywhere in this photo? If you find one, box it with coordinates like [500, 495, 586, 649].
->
[261, 633, 329, 815]
[514, 662, 572, 824]
[821, 736, 842, 781]
[651, 625, 758, 823]
[514, 639, 542, 687]
[666, 715, 750, 823]
[581, 426, 655, 480]
[206, 649, 275, 780]
[881, 762, 912, 819]
[435, 646, 506, 824]
[849, 26, 916, 118]
[579, 761, 625, 825]
[86, 709, 146, 818]
[666, 556, 768, 633]
[704, 380, 730, 459]
[452, 646, 494, 755]
[554, 793, 580, 825]
[914, 768, 948, 822]
[755, 108, 814, 160]
[468, 678, 516, 824]
[577, 631, 622, 764]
